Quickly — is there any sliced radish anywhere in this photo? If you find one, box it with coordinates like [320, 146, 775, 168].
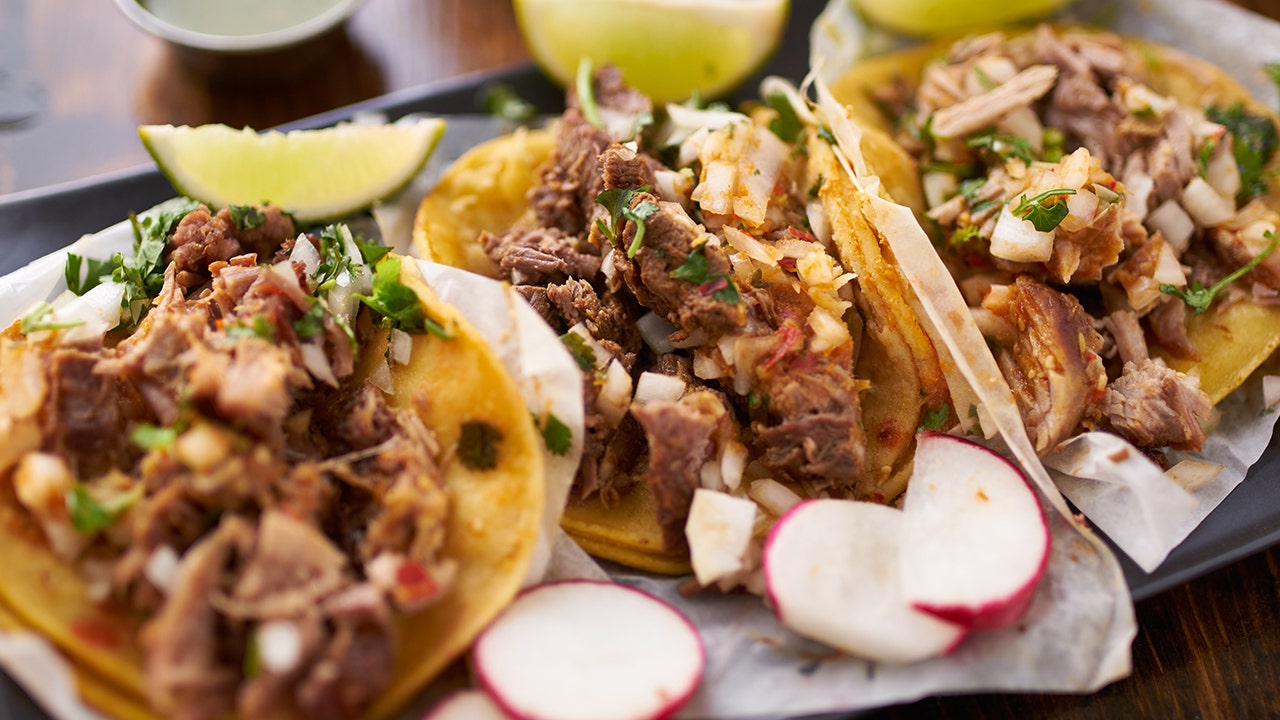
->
[763, 499, 966, 664]
[472, 580, 704, 720]
[422, 690, 511, 719]
[899, 431, 1050, 630]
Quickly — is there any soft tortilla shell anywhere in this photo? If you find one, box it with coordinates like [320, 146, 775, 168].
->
[0, 257, 545, 720]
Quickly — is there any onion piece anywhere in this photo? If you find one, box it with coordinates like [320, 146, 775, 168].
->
[722, 225, 778, 265]
[1264, 375, 1280, 409]
[301, 342, 339, 387]
[1181, 177, 1236, 227]
[922, 172, 958, 210]
[388, 328, 413, 365]
[635, 312, 678, 354]
[633, 372, 686, 405]
[290, 234, 322, 279]
[747, 478, 803, 517]
[1205, 140, 1242, 199]
[256, 620, 304, 675]
[989, 204, 1053, 263]
[1152, 242, 1187, 287]
[597, 359, 632, 426]
[1146, 199, 1196, 254]
[720, 440, 748, 491]
[1165, 459, 1223, 493]
[144, 546, 181, 594]
[366, 358, 393, 394]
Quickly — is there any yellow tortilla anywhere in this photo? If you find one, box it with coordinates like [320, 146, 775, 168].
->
[829, 29, 1280, 405]
[0, 256, 545, 720]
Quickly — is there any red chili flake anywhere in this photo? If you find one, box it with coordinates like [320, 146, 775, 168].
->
[394, 559, 441, 606]
[762, 325, 802, 370]
[963, 253, 991, 267]
[786, 226, 817, 243]
[699, 276, 729, 296]
[876, 419, 903, 448]
[778, 256, 798, 272]
[72, 618, 123, 651]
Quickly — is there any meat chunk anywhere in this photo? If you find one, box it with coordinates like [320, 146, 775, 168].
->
[931, 64, 1059, 139]
[631, 391, 728, 549]
[984, 277, 1107, 454]
[755, 358, 866, 494]
[480, 226, 602, 285]
[1102, 358, 1213, 450]
[529, 109, 612, 236]
[227, 511, 349, 619]
[42, 349, 134, 478]
[545, 278, 643, 366]
[219, 204, 296, 261]
[169, 206, 243, 292]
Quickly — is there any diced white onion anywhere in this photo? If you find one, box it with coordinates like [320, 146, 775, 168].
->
[654, 168, 695, 206]
[1205, 143, 1242, 199]
[635, 312, 678, 354]
[53, 281, 126, 345]
[807, 307, 850, 354]
[290, 234, 322, 280]
[661, 103, 749, 148]
[989, 204, 1054, 263]
[922, 172, 958, 210]
[720, 440, 748, 491]
[257, 620, 304, 675]
[633, 371, 686, 405]
[597, 359, 632, 426]
[1181, 177, 1236, 227]
[565, 323, 610, 369]
[366, 358, 393, 394]
[670, 328, 708, 350]
[996, 106, 1044, 153]
[601, 248, 618, 288]
[1152, 241, 1188, 287]
[775, 238, 817, 259]
[685, 488, 758, 587]
[1146, 199, 1196, 254]
[388, 328, 413, 365]
[747, 478, 803, 517]
[301, 342, 338, 387]
[1165, 459, 1223, 493]
[806, 200, 833, 248]
[695, 161, 737, 216]
[693, 349, 727, 380]
[1123, 172, 1154, 220]
[722, 225, 777, 265]
[699, 461, 725, 491]
[144, 546, 181, 594]
[1061, 189, 1099, 232]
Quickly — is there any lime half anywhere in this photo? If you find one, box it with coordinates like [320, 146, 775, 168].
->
[514, 0, 790, 105]
[139, 118, 446, 223]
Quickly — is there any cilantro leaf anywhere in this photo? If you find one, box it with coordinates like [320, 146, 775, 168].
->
[918, 403, 952, 432]
[19, 302, 84, 334]
[64, 254, 120, 296]
[624, 201, 660, 258]
[481, 82, 537, 124]
[457, 420, 503, 470]
[766, 91, 805, 143]
[594, 187, 646, 243]
[535, 412, 572, 456]
[356, 255, 450, 338]
[226, 315, 274, 341]
[113, 198, 200, 323]
[816, 125, 837, 144]
[293, 303, 327, 339]
[948, 225, 982, 247]
[314, 225, 357, 291]
[228, 204, 266, 231]
[575, 57, 604, 129]
[355, 235, 392, 267]
[1013, 188, 1077, 232]
[131, 422, 178, 450]
[967, 128, 1036, 165]
[66, 484, 143, 535]
[1206, 102, 1279, 202]
[560, 332, 597, 371]
[1161, 230, 1280, 313]
[670, 245, 740, 304]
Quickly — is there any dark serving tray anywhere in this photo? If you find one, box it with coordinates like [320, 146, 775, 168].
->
[3, 1, 1280, 717]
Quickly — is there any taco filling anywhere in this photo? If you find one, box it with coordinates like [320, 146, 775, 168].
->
[448, 66, 945, 567]
[867, 25, 1280, 457]
[0, 202, 505, 720]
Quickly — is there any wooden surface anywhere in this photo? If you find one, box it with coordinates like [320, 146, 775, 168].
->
[3, 0, 1280, 718]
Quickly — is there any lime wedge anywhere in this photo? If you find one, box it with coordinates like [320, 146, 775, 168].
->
[513, 0, 790, 104]
[138, 118, 446, 223]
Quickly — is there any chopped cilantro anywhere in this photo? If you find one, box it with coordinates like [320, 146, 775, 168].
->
[766, 91, 805, 143]
[1206, 102, 1279, 202]
[1161, 230, 1280, 314]
[958, 177, 987, 203]
[670, 245, 740, 304]
[131, 422, 178, 450]
[64, 254, 120, 296]
[228, 204, 266, 231]
[575, 57, 604, 129]
[355, 235, 392, 267]
[1013, 188, 1076, 232]
[480, 82, 537, 124]
[807, 174, 825, 201]
[919, 160, 980, 176]
[356, 255, 449, 338]
[227, 315, 273, 341]
[629, 111, 654, 141]
[1198, 138, 1217, 178]
[594, 186, 648, 243]
[816, 125, 837, 144]
[949, 225, 982, 246]
[293, 303, 327, 339]
[66, 484, 143, 535]
[534, 412, 572, 456]
[113, 198, 200, 324]
[457, 420, 503, 470]
[625, 201, 660, 258]
[19, 302, 84, 334]
[560, 332, 597, 371]
[917, 403, 951, 432]
[967, 128, 1036, 165]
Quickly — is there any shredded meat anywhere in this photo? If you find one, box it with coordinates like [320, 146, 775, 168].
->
[931, 64, 1059, 139]
[480, 226, 602, 285]
[1102, 359, 1213, 450]
[756, 358, 866, 494]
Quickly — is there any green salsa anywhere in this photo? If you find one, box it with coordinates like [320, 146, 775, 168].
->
[145, 0, 346, 36]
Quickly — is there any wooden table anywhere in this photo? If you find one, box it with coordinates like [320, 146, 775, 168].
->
[3, 0, 1280, 717]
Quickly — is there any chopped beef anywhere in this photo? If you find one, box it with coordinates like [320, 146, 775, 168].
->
[1210, 198, 1280, 289]
[225, 511, 349, 619]
[631, 391, 728, 549]
[41, 349, 134, 479]
[984, 277, 1107, 454]
[296, 585, 396, 720]
[170, 206, 243, 292]
[220, 205, 297, 260]
[1102, 358, 1214, 450]
[614, 196, 746, 338]
[481, 226, 602, 285]
[1104, 309, 1149, 365]
[931, 64, 1059, 139]
[545, 278, 643, 367]
[530, 109, 612, 235]
[1146, 297, 1201, 360]
[512, 284, 561, 329]
[601, 143, 659, 191]
[572, 63, 653, 117]
[755, 358, 866, 494]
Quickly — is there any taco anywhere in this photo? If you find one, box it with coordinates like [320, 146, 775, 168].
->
[828, 24, 1280, 457]
[0, 200, 545, 720]
[415, 66, 950, 576]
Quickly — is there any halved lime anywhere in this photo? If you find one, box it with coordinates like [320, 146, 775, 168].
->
[513, 0, 790, 105]
[138, 118, 446, 223]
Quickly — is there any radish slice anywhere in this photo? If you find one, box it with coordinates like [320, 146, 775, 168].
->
[422, 690, 511, 719]
[473, 580, 704, 720]
[763, 499, 967, 664]
[899, 432, 1050, 630]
